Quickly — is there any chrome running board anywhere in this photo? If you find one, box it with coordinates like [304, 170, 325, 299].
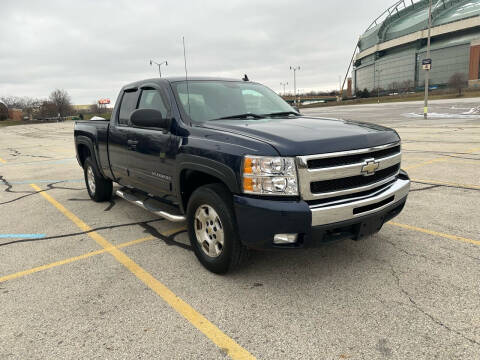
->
[115, 189, 186, 222]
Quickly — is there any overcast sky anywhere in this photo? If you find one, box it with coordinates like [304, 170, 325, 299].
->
[1, 0, 391, 105]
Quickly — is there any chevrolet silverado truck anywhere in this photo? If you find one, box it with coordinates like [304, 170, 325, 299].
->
[74, 77, 410, 273]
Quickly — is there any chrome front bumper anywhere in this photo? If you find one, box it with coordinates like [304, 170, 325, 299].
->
[310, 177, 410, 226]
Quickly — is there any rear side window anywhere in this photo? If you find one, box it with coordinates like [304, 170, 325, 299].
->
[138, 89, 170, 119]
[118, 90, 138, 125]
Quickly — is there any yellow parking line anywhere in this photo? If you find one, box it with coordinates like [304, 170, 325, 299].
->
[0, 235, 156, 283]
[411, 178, 480, 190]
[0, 157, 6, 164]
[388, 221, 480, 247]
[30, 184, 255, 360]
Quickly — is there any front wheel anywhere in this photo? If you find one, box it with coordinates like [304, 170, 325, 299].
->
[187, 184, 247, 274]
[83, 157, 113, 202]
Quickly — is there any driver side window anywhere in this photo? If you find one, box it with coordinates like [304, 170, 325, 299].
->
[118, 90, 138, 126]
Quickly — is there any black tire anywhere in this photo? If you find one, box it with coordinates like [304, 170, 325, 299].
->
[187, 183, 247, 274]
[83, 157, 113, 202]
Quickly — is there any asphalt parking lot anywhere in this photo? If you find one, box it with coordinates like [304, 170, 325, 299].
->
[1, 98, 479, 359]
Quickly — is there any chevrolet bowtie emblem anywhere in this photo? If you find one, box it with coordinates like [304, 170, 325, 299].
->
[361, 159, 379, 176]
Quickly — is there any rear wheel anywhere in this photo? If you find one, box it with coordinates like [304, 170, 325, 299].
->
[187, 183, 247, 274]
[83, 157, 113, 202]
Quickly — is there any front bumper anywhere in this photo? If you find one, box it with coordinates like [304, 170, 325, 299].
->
[310, 177, 410, 226]
[233, 173, 410, 249]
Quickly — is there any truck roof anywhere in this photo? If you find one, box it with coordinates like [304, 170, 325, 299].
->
[123, 76, 246, 89]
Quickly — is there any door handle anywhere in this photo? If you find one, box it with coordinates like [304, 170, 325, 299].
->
[127, 140, 138, 150]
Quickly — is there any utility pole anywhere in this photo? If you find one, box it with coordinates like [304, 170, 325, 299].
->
[373, 69, 383, 104]
[424, 0, 432, 119]
[280, 82, 288, 95]
[376, 68, 382, 103]
[149, 59, 168, 77]
[290, 66, 300, 106]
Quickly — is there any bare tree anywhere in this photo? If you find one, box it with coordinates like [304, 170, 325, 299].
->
[38, 101, 57, 118]
[400, 80, 414, 93]
[89, 102, 100, 114]
[448, 72, 467, 96]
[388, 82, 400, 93]
[49, 89, 73, 117]
[0, 100, 8, 120]
[0, 96, 25, 109]
[0, 96, 43, 120]
[21, 98, 42, 118]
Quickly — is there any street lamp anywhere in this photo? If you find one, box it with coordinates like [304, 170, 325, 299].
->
[375, 68, 383, 103]
[150, 59, 168, 77]
[290, 66, 300, 105]
[280, 82, 288, 95]
[424, 0, 433, 119]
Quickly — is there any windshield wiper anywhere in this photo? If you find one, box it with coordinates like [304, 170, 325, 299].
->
[210, 113, 265, 121]
[263, 111, 300, 117]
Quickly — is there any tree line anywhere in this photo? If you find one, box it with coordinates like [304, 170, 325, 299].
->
[0, 89, 74, 121]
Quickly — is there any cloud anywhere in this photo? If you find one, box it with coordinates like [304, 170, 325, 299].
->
[0, 0, 392, 104]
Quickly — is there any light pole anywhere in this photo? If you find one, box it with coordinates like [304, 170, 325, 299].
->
[280, 82, 288, 95]
[150, 59, 168, 77]
[290, 66, 300, 105]
[376, 68, 383, 103]
[424, 0, 433, 119]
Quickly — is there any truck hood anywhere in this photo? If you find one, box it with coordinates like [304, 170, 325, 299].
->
[199, 116, 400, 156]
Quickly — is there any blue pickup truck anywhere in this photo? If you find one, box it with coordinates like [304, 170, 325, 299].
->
[74, 77, 410, 273]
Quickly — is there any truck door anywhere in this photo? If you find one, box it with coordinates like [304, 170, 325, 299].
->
[128, 86, 177, 197]
[108, 88, 139, 188]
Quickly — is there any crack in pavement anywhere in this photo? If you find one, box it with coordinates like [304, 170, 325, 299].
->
[402, 149, 480, 156]
[0, 175, 33, 194]
[443, 154, 480, 161]
[0, 177, 84, 206]
[402, 140, 480, 144]
[439, 245, 480, 263]
[388, 263, 480, 347]
[411, 180, 480, 192]
[1, 176, 186, 248]
[408, 185, 441, 193]
[7, 148, 51, 159]
[0, 217, 189, 252]
[383, 239, 444, 266]
[0, 219, 164, 247]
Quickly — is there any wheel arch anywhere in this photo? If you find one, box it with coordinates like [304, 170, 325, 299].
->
[75, 135, 106, 178]
[176, 155, 240, 213]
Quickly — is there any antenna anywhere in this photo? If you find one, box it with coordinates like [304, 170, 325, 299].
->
[182, 36, 191, 115]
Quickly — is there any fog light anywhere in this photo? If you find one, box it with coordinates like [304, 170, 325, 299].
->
[273, 233, 298, 245]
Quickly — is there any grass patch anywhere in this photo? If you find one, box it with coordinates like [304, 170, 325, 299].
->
[0, 119, 29, 127]
[0, 119, 74, 128]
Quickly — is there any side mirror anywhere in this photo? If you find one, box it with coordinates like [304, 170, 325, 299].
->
[130, 109, 170, 130]
[293, 106, 300, 113]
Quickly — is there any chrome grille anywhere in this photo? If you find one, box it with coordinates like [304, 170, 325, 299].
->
[296, 142, 401, 201]
[310, 164, 400, 194]
[307, 145, 400, 169]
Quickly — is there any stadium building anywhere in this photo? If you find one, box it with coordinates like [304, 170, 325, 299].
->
[353, 0, 480, 94]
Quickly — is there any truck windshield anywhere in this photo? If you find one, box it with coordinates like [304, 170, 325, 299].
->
[172, 80, 297, 123]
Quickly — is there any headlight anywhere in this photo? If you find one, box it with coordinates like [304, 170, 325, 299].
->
[242, 156, 298, 196]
